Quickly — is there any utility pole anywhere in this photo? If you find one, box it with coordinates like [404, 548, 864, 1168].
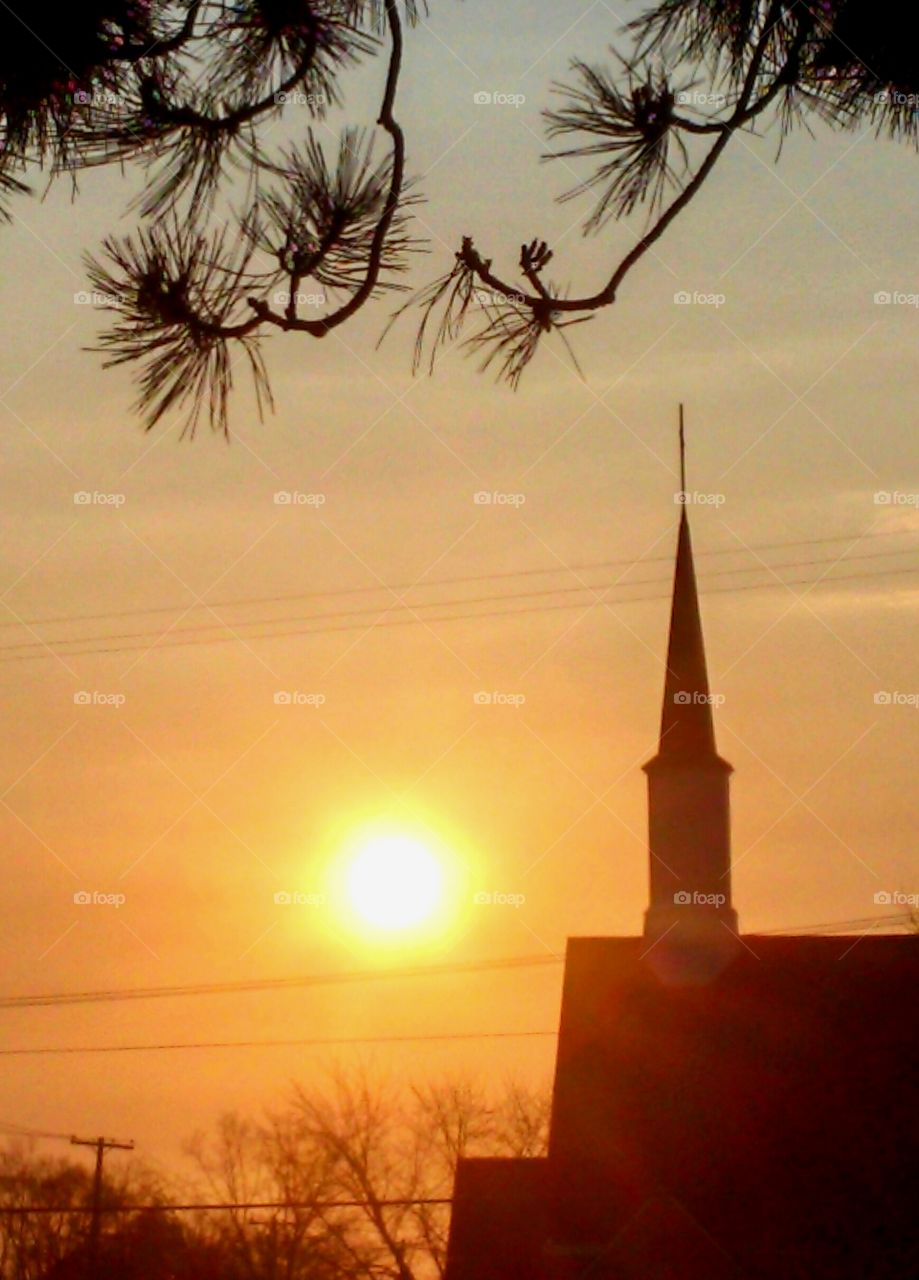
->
[70, 1134, 134, 1274]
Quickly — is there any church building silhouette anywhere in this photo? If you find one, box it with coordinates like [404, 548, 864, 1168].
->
[444, 416, 919, 1280]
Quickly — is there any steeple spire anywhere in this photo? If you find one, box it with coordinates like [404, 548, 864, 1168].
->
[657, 501, 718, 758]
[643, 408, 738, 941]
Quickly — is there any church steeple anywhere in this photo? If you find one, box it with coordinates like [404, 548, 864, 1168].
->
[643, 408, 738, 942]
[657, 508, 718, 759]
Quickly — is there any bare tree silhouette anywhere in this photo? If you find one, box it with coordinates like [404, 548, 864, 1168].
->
[187, 1069, 550, 1280]
[1, 1, 915, 435]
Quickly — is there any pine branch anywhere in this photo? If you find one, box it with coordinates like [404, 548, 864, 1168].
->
[85, 218, 272, 437]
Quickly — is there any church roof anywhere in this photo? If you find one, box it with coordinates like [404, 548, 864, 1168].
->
[444, 935, 919, 1279]
[545, 933, 919, 1276]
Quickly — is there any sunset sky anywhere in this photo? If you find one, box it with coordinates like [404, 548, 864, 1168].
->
[1, 0, 917, 1179]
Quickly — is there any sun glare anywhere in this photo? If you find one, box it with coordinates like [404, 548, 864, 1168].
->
[345, 834, 445, 931]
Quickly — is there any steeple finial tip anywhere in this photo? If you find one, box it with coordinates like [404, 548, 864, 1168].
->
[678, 403, 686, 496]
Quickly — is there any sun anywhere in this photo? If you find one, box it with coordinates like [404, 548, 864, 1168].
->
[345, 835, 445, 931]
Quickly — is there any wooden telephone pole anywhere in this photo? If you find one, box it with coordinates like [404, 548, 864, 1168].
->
[70, 1134, 134, 1272]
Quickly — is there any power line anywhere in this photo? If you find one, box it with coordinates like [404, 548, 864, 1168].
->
[0, 1029, 559, 1057]
[0, 1197, 453, 1216]
[2, 545, 917, 658]
[1, 528, 912, 635]
[0, 953, 563, 1012]
[0, 1118, 74, 1142]
[0, 911, 906, 1018]
[3, 557, 919, 665]
[756, 912, 915, 935]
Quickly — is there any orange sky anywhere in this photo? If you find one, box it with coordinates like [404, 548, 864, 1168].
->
[1, 1, 917, 1176]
